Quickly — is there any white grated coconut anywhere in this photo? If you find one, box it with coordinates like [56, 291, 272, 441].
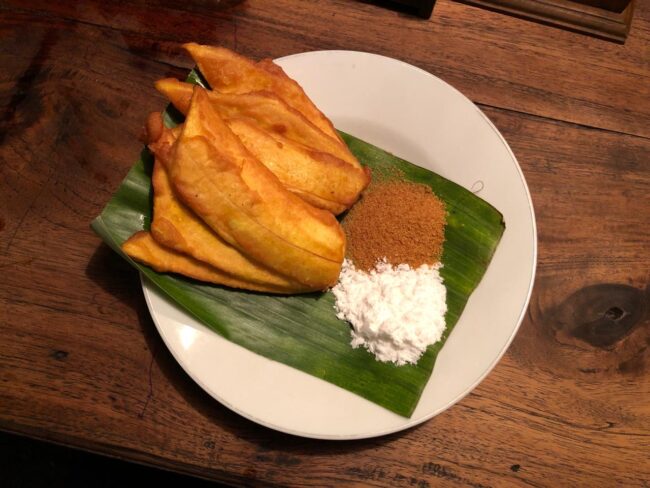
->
[332, 259, 447, 366]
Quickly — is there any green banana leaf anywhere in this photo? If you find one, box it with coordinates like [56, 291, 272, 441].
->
[91, 73, 504, 417]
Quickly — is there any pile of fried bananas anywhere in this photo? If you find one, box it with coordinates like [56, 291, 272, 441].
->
[122, 44, 370, 293]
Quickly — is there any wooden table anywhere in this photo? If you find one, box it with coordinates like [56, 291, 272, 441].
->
[1, 0, 649, 485]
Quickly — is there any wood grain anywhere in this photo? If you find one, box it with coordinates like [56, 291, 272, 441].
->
[460, 0, 635, 43]
[2, 0, 650, 138]
[0, 2, 649, 487]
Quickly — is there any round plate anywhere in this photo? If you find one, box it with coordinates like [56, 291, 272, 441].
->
[142, 51, 537, 440]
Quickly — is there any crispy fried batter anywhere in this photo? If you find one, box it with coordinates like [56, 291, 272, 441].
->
[155, 79, 370, 213]
[184, 43, 342, 142]
[225, 118, 369, 214]
[151, 156, 306, 291]
[122, 231, 296, 293]
[141, 115, 312, 292]
[168, 87, 344, 289]
[155, 78, 361, 168]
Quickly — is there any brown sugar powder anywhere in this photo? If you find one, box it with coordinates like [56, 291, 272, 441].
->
[343, 180, 446, 271]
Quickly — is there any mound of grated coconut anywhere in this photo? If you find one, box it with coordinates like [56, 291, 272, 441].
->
[332, 259, 447, 366]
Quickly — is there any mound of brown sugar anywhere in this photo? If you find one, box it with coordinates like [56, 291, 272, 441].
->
[343, 181, 446, 271]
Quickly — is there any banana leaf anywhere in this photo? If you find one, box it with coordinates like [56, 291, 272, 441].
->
[91, 73, 504, 417]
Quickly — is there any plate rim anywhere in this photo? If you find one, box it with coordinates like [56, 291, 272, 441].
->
[141, 49, 538, 440]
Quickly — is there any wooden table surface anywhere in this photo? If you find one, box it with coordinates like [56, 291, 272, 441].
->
[1, 0, 649, 486]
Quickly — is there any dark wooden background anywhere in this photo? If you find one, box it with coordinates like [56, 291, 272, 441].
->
[1, 0, 648, 486]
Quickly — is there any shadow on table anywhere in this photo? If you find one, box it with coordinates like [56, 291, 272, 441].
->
[85, 242, 158, 334]
[0, 431, 221, 488]
[357, 0, 435, 19]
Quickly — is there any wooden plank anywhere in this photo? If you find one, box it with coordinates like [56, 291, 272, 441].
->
[1, 10, 648, 486]
[460, 0, 635, 43]
[1, 0, 649, 138]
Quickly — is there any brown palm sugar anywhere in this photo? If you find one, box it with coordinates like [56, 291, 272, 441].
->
[343, 181, 446, 271]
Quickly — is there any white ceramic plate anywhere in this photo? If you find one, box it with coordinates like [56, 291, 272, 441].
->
[142, 51, 537, 440]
